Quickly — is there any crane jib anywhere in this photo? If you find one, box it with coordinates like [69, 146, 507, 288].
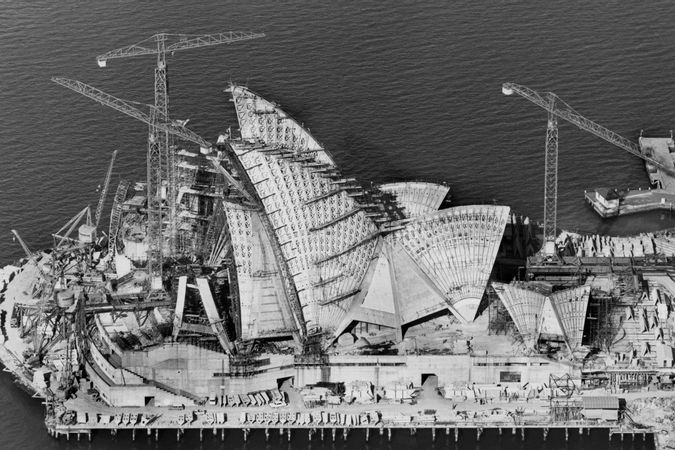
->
[504, 82, 669, 172]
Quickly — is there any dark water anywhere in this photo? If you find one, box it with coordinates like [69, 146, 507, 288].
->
[1, 0, 674, 448]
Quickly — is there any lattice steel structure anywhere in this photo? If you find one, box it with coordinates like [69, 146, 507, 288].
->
[544, 100, 558, 252]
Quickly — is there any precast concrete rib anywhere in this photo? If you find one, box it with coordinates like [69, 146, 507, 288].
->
[171, 276, 188, 339]
[196, 277, 235, 354]
[493, 282, 591, 354]
[228, 85, 379, 333]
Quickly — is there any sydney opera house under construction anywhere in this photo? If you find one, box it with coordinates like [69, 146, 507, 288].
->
[7, 36, 675, 445]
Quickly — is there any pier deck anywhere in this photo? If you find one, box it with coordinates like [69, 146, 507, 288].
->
[640, 137, 675, 190]
[585, 188, 675, 218]
[43, 387, 655, 443]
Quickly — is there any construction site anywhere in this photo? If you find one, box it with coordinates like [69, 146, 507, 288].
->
[3, 32, 675, 448]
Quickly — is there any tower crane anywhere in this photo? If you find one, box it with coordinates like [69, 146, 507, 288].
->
[94, 149, 118, 229]
[96, 31, 265, 275]
[51, 77, 253, 199]
[502, 82, 674, 256]
[51, 77, 256, 269]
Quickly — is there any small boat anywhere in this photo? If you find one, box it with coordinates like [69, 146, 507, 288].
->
[329, 412, 337, 424]
[114, 414, 123, 426]
[216, 412, 226, 424]
[346, 414, 352, 426]
[360, 413, 369, 425]
[240, 412, 248, 424]
[272, 413, 280, 425]
[279, 413, 287, 425]
[255, 413, 264, 424]
[122, 413, 130, 426]
[322, 411, 329, 424]
[312, 412, 321, 424]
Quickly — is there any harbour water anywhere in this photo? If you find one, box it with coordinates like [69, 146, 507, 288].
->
[1, 1, 674, 448]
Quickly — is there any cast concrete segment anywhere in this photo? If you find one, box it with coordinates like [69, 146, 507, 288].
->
[389, 205, 510, 324]
[379, 182, 450, 219]
[196, 278, 234, 354]
[492, 282, 590, 353]
[547, 285, 591, 351]
[224, 205, 297, 340]
[172, 276, 187, 339]
[492, 282, 544, 349]
[228, 147, 378, 332]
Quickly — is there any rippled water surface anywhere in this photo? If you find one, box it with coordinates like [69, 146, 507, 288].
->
[1, 1, 674, 448]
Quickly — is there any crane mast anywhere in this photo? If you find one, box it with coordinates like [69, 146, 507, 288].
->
[52, 76, 249, 290]
[543, 98, 558, 255]
[96, 31, 265, 285]
[503, 82, 673, 257]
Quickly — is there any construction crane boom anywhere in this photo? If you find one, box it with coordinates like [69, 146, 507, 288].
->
[95, 150, 118, 228]
[11, 229, 34, 261]
[502, 82, 669, 172]
[51, 77, 212, 149]
[97, 31, 265, 261]
[96, 32, 265, 66]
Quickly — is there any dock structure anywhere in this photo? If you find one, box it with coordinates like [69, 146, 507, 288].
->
[585, 187, 675, 218]
[640, 137, 675, 190]
[44, 402, 649, 444]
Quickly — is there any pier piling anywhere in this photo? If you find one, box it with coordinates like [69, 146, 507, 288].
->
[243, 428, 248, 442]
[221, 429, 225, 441]
[343, 428, 348, 439]
[388, 428, 392, 441]
[332, 428, 336, 442]
[155, 429, 159, 441]
[132, 429, 135, 441]
[521, 428, 525, 440]
[431, 427, 435, 441]
[366, 428, 370, 440]
[543, 428, 548, 440]
[476, 428, 482, 441]
[565, 427, 569, 441]
[287, 428, 291, 442]
[454, 427, 458, 442]
[200, 428, 203, 442]
[321, 428, 324, 440]
[265, 428, 269, 441]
